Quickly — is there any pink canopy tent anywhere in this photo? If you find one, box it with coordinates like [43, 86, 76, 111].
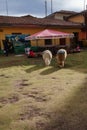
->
[25, 29, 74, 40]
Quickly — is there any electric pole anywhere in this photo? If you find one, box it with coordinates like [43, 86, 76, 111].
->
[6, 0, 8, 16]
[45, 0, 47, 17]
[84, 0, 86, 10]
[51, 0, 53, 14]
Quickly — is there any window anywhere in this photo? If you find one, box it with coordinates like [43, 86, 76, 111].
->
[45, 39, 52, 45]
[60, 38, 66, 45]
[12, 33, 22, 35]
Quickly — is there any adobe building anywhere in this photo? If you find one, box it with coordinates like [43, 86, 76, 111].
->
[66, 10, 87, 47]
[0, 12, 81, 54]
[44, 10, 77, 20]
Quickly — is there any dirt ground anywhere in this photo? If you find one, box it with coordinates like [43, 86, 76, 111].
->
[0, 52, 87, 130]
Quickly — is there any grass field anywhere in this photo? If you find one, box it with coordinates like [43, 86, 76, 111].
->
[0, 50, 87, 130]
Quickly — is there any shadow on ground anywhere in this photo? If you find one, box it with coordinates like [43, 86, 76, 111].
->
[0, 51, 87, 74]
[39, 78, 87, 130]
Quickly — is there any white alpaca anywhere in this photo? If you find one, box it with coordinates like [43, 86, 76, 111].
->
[42, 50, 52, 66]
[56, 49, 67, 67]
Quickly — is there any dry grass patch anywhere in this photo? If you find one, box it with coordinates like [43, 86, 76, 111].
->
[0, 51, 87, 130]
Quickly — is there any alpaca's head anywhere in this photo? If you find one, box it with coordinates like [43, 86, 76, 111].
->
[45, 58, 51, 66]
[57, 49, 67, 68]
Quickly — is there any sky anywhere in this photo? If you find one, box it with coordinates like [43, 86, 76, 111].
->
[0, 0, 86, 17]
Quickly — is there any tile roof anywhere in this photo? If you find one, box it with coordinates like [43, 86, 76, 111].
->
[44, 10, 77, 19]
[0, 15, 36, 25]
[56, 10, 77, 14]
[66, 10, 87, 20]
[38, 18, 81, 27]
[0, 15, 81, 28]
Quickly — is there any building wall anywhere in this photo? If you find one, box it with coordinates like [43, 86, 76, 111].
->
[31, 37, 72, 47]
[68, 14, 84, 23]
[67, 14, 87, 45]
[0, 27, 44, 49]
[79, 31, 86, 40]
[0, 26, 80, 49]
[55, 13, 65, 20]
[55, 13, 72, 20]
